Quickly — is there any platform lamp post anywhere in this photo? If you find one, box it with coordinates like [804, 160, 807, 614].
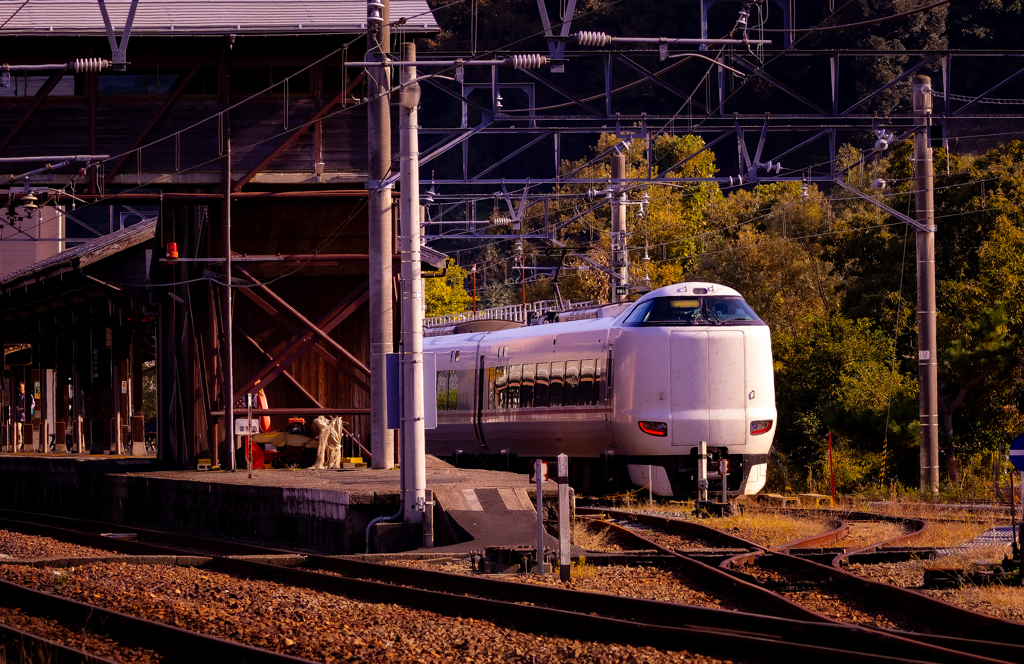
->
[398, 42, 427, 524]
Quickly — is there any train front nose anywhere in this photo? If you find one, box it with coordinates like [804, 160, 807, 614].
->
[668, 329, 747, 448]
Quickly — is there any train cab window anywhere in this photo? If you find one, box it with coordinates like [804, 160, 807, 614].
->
[549, 362, 564, 406]
[521, 364, 535, 408]
[564, 360, 580, 406]
[704, 297, 763, 323]
[579, 359, 596, 405]
[447, 370, 459, 410]
[624, 296, 764, 326]
[436, 371, 449, 411]
[495, 366, 508, 409]
[534, 363, 550, 407]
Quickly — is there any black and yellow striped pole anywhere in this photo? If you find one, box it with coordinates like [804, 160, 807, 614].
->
[880, 438, 888, 491]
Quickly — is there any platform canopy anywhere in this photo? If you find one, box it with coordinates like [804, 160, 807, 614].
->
[0, 0, 439, 36]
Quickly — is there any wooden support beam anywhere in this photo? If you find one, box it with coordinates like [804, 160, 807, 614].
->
[233, 281, 369, 402]
[233, 321, 324, 408]
[102, 48, 216, 188]
[232, 71, 367, 192]
[211, 408, 369, 416]
[234, 266, 370, 376]
[235, 285, 367, 380]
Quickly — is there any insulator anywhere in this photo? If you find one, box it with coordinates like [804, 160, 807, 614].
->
[872, 178, 887, 191]
[69, 58, 111, 73]
[875, 138, 889, 152]
[507, 54, 549, 70]
[576, 31, 613, 47]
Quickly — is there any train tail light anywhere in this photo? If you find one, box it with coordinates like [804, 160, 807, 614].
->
[750, 419, 773, 435]
[638, 421, 667, 437]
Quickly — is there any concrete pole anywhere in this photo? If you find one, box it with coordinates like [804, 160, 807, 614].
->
[914, 75, 938, 494]
[697, 440, 709, 502]
[557, 453, 570, 582]
[399, 42, 426, 523]
[535, 458, 545, 574]
[610, 154, 627, 303]
[368, 0, 395, 470]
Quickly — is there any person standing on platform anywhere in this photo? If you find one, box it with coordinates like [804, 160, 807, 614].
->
[15, 381, 34, 452]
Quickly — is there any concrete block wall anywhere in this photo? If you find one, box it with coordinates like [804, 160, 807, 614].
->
[0, 457, 399, 553]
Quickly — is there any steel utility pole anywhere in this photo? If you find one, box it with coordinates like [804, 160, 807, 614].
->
[399, 42, 426, 523]
[610, 153, 627, 303]
[914, 75, 939, 494]
[367, 0, 395, 470]
[222, 43, 235, 472]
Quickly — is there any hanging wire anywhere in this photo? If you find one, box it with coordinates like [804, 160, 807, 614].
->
[342, 44, 349, 107]
[174, 133, 180, 172]
[283, 77, 290, 130]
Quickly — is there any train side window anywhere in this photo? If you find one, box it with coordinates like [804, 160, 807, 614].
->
[579, 359, 596, 405]
[447, 370, 459, 410]
[495, 366, 508, 409]
[534, 363, 550, 407]
[436, 371, 449, 411]
[521, 364, 535, 408]
[549, 362, 564, 407]
[564, 360, 580, 406]
[508, 365, 521, 409]
[488, 367, 496, 409]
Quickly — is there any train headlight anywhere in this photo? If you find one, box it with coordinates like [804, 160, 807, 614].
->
[750, 420, 773, 435]
[638, 421, 667, 437]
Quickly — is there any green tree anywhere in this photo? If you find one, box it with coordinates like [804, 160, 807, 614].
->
[424, 260, 472, 316]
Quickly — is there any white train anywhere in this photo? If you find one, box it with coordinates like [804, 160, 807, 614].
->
[423, 282, 776, 497]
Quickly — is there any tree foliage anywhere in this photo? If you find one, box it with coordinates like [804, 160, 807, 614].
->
[424, 260, 473, 316]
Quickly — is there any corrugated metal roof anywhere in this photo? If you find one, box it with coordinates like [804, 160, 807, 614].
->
[0, 217, 156, 289]
[0, 0, 438, 36]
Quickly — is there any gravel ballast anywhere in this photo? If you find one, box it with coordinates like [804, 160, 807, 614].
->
[0, 561, 737, 664]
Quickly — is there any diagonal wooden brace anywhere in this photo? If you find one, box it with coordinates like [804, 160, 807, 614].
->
[233, 266, 370, 374]
[233, 281, 370, 402]
[234, 321, 324, 408]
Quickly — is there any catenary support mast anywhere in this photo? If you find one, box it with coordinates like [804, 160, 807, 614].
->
[400, 42, 426, 522]
[368, 0, 395, 469]
[610, 153, 627, 303]
[914, 75, 939, 493]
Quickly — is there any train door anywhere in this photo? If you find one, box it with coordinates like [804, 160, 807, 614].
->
[669, 330, 710, 446]
[707, 331, 746, 445]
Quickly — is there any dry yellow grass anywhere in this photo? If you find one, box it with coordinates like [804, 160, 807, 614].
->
[921, 546, 1011, 570]
[573, 520, 628, 552]
[912, 521, 994, 548]
[703, 510, 833, 548]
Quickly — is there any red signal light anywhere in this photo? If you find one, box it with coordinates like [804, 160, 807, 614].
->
[638, 421, 667, 437]
[750, 420, 773, 435]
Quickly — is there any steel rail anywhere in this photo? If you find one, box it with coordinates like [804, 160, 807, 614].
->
[0, 621, 120, 664]
[576, 506, 764, 549]
[585, 508, 1024, 663]
[1, 509, 1019, 664]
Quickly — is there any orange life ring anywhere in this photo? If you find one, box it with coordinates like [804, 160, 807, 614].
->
[257, 390, 271, 432]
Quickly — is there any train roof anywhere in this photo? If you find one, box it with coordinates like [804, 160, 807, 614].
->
[633, 282, 742, 301]
[424, 282, 744, 345]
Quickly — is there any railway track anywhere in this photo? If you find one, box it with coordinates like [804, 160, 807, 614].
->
[0, 508, 1019, 664]
[576, 507, 1024, 662]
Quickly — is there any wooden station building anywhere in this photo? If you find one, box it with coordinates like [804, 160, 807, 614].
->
[0, 0, 440, 467]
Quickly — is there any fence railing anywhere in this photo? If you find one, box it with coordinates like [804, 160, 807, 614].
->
[424, 299, 595, 328]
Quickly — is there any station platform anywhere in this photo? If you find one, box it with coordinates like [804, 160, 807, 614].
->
[0, 453, 567, 555]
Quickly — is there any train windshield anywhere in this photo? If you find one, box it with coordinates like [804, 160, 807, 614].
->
[623, 296, 764, 326]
